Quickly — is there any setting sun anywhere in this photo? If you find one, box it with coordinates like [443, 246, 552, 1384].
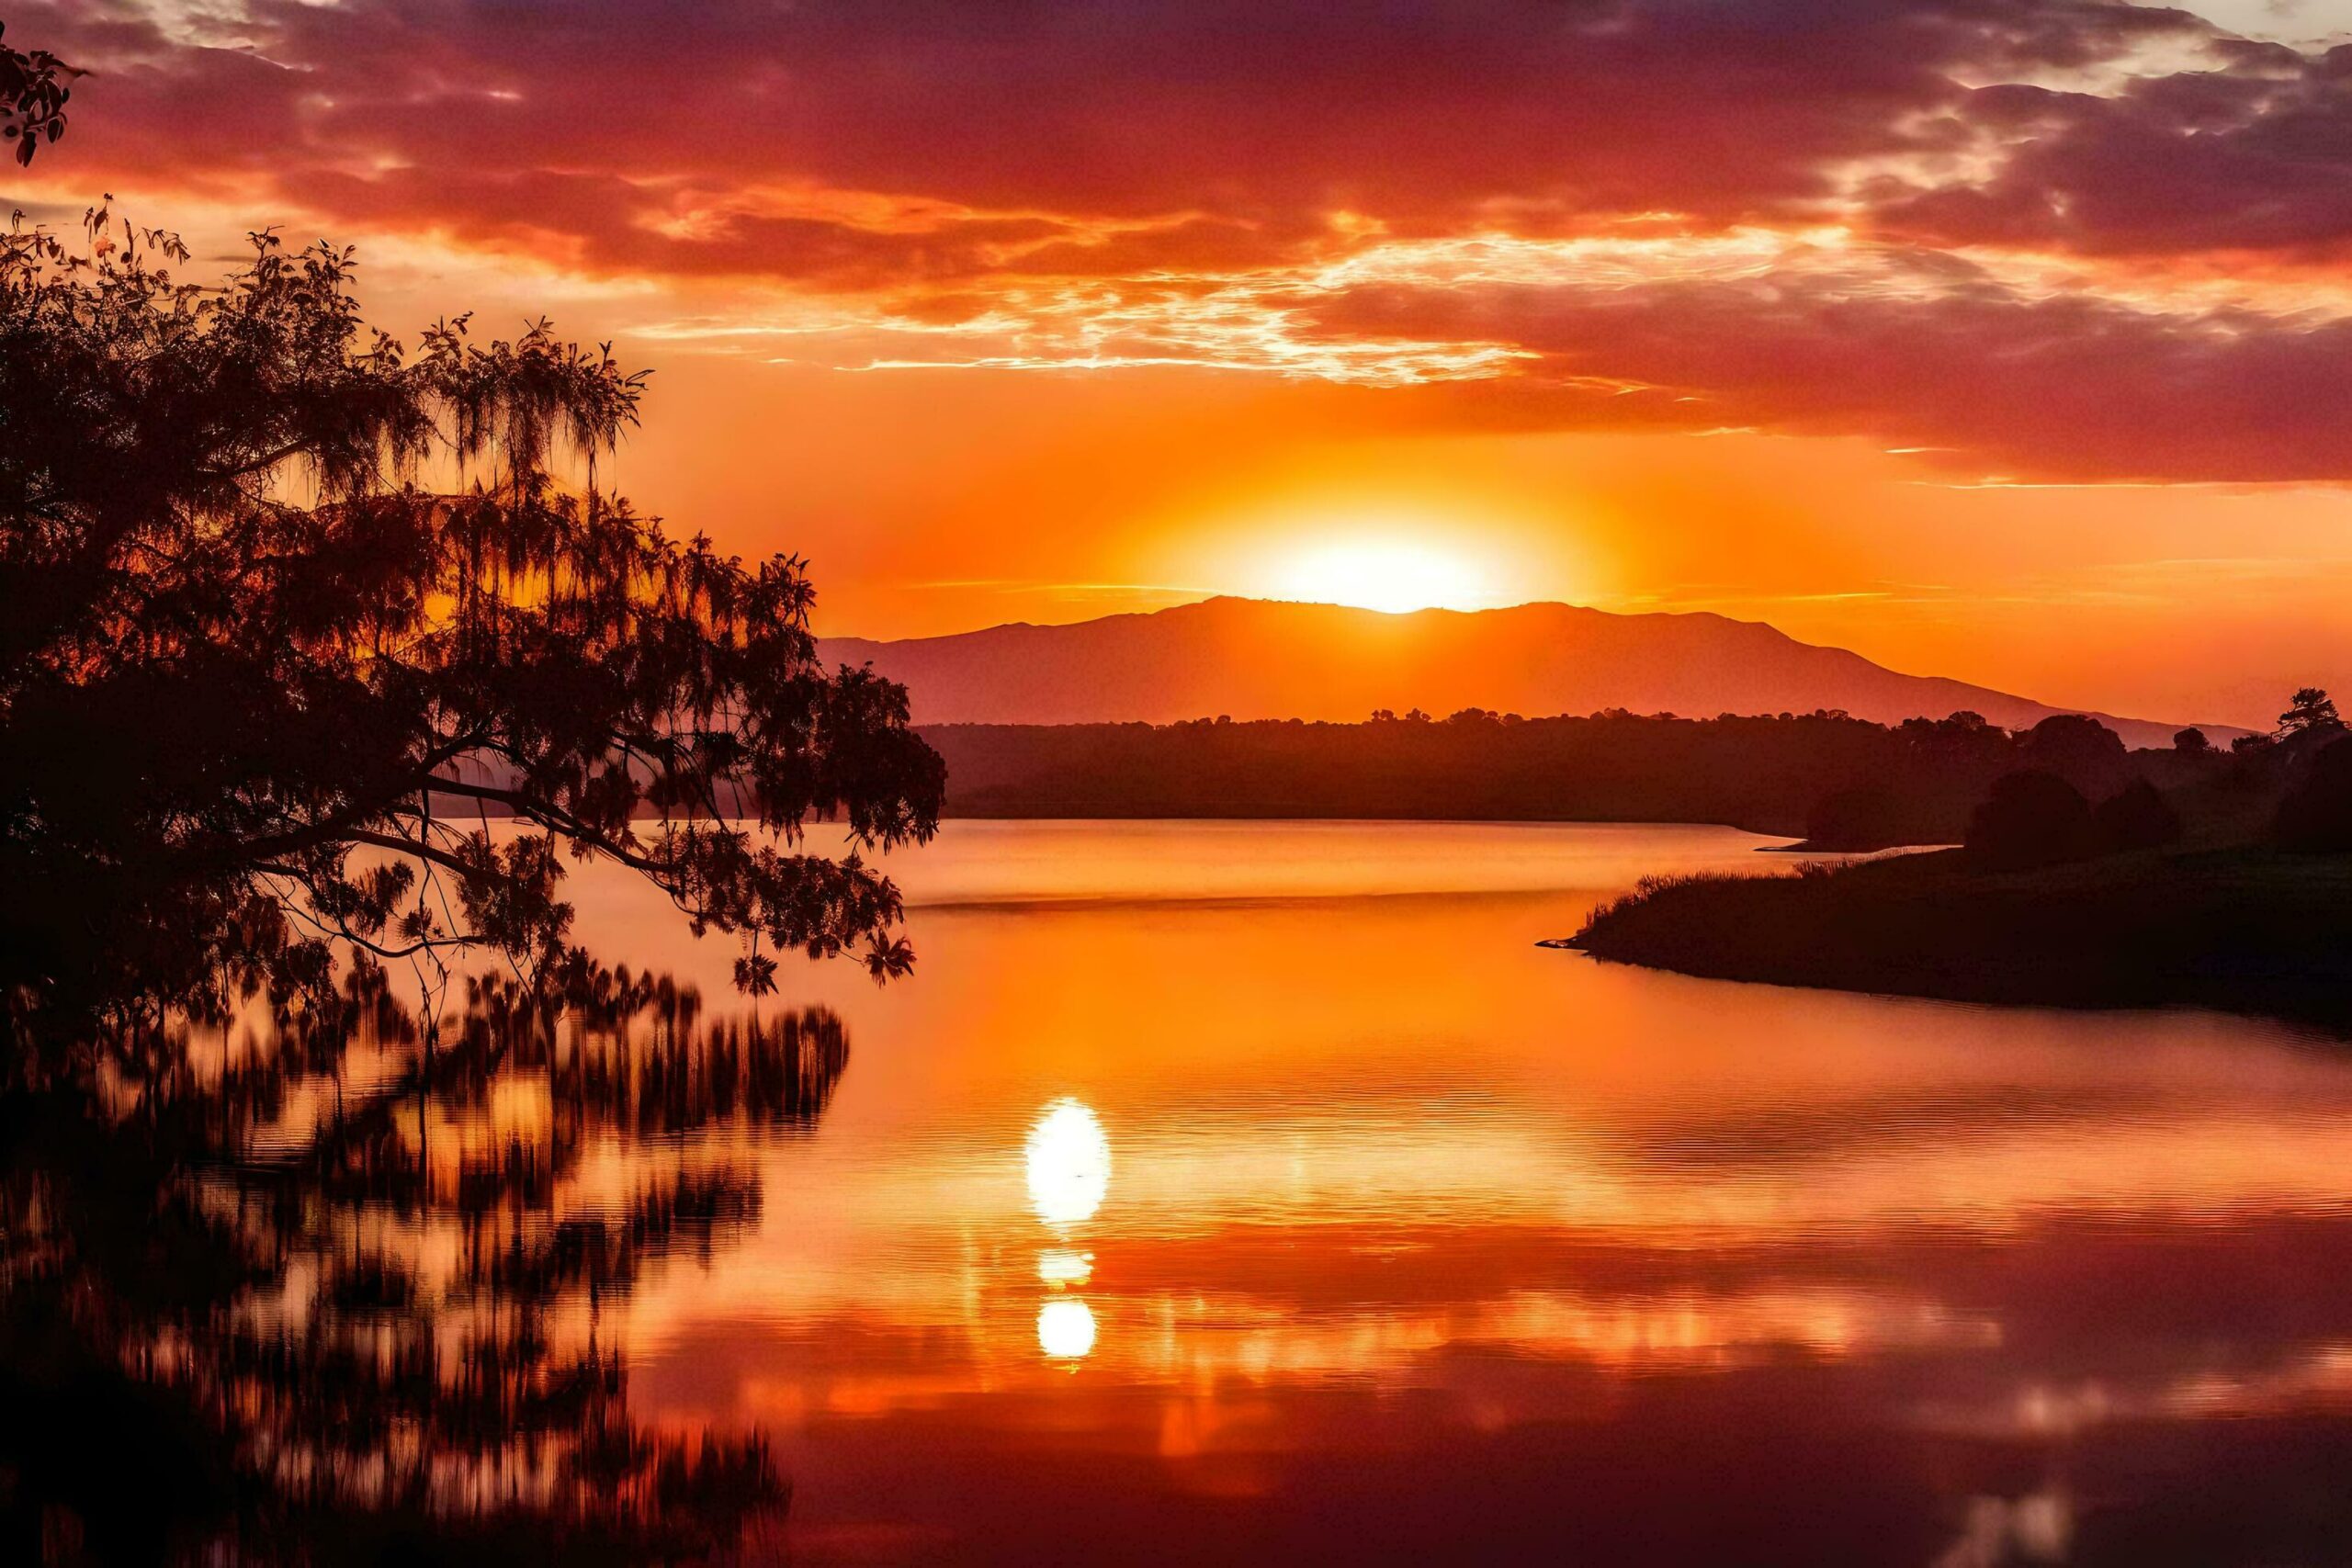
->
[1270, 539, 1496, 615]
[22, 0, 2352, 1558]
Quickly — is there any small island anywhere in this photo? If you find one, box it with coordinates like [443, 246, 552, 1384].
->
[1566, 694, 2352, 1026]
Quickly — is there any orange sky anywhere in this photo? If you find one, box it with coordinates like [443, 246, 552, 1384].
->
[16, 0, 2352, 726]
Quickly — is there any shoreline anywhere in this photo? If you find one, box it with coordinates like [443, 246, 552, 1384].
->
[1561, 845, 2352, 1029]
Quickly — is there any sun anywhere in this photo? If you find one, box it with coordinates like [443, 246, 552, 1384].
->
[1271, 539, 1492, 615]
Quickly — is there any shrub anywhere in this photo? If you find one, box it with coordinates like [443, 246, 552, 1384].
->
[2095, 779, 2183, 852]
[1966, 770, 2099, 870]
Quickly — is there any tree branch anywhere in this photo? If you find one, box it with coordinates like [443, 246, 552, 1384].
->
[416, 774, 672, 876]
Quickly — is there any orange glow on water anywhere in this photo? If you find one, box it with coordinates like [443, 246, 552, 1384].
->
[210, 820, 2352, 1558]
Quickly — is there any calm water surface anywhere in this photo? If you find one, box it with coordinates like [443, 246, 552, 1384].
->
[525, 820, 2352, 1565]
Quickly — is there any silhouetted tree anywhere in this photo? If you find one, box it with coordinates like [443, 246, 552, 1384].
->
[2279, 687, 2343, 739]
[2095, 778, 2182, 852]
[1, 208, 944, 1044]
[2174, 727, 2212, 756]
[1966, 770, 2099, 870]
[1897, 711, 2014, 778]
[2018, 714, 2130, 798]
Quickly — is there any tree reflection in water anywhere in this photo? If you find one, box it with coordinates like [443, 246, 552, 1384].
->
[0, 964, 847, 1564]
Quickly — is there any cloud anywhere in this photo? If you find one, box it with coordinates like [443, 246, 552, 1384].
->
[1306, 243, 2352, 480]
[17, 0, 2352, 479]
[19, 1, 2234, 264]
[1871, 39, 2352, 256]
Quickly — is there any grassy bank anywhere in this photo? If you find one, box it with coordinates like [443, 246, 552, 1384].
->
[1566, 846, 2352, 1022]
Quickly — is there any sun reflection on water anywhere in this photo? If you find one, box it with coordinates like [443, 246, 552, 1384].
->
[1026, 1098, 1112, 1228]
[1028, 1098, 1111, 1364]
[1037, 1297, 1099, 1359]
[1037, 1247, 1094, 1287]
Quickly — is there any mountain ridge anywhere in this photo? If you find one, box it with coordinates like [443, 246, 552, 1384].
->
[817, 596, 2241, 751]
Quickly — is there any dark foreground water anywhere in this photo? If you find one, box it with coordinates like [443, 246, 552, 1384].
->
[20, 821, 2352, 1564]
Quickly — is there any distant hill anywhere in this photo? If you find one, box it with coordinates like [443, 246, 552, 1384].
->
[817, 597, 2238, 750]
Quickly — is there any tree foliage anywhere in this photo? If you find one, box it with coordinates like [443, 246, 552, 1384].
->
[2278, 686, 2342, 739]
[2016, 713, 2130, 798]
[0, 20, 76, 166]
[0, 207, 944, 1050]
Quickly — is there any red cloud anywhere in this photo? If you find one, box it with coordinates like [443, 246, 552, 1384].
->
[1312, 251, 2352, 482]
[1873, 41, 2352, 257]
[16, 0, 2352, 480]
[17, 0, 2230, 258]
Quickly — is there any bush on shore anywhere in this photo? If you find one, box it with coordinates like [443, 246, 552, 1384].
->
[1965, 771, 2099, 870]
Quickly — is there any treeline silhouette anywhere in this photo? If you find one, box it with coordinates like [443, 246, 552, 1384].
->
[1, 967, 845, 1564]
[1953, 685, 2349, 867]
[1571, 691, 2352, 1021]
[927, 707, 2182, 846]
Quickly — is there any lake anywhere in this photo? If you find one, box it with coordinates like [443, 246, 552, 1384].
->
[565, 820, 2352, 1564]
[58, 819, 2352, 1563]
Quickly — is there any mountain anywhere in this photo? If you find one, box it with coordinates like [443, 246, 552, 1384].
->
[816, 597, 2239, 750]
